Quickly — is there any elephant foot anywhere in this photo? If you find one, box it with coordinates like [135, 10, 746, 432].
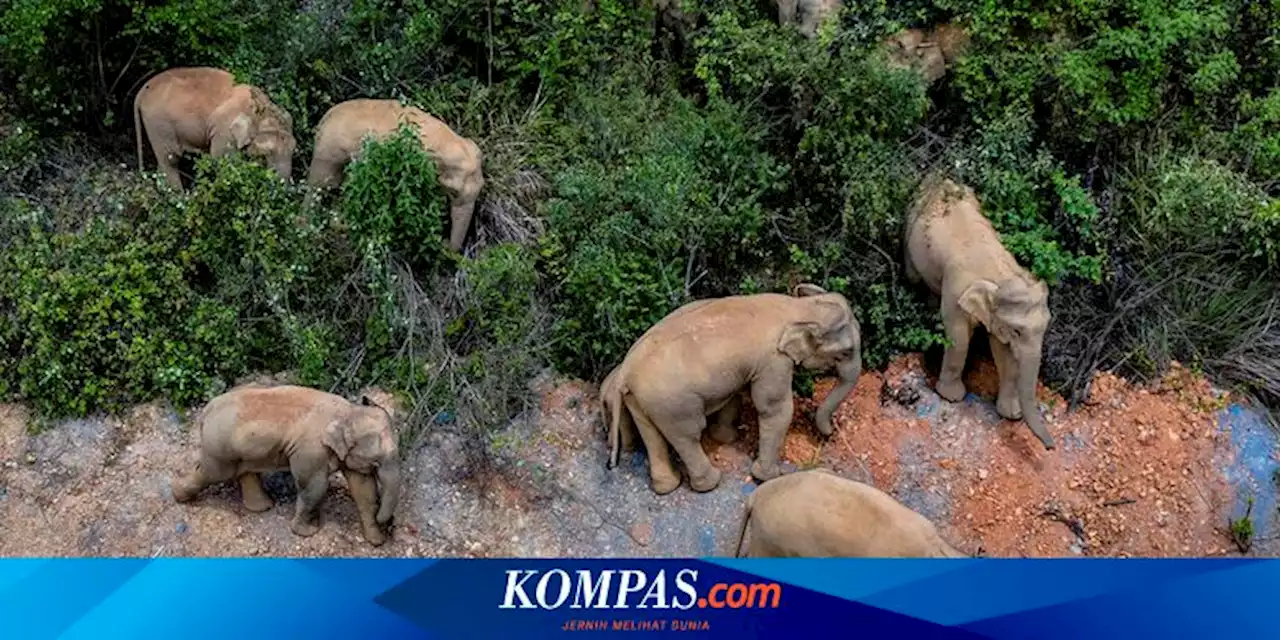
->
[171, 478, 199, 503]
[709, 423, 740, 445]
[936, 378, 967, 403]
[996, 393, 1023, 420]
[750, 460, 780, 483]
[242, 493, 274, 513]
[651, 471, 682, 495]
[290, 516, 321, 538]
[361, 524, 387, 547]
[688, 466, 723, 493]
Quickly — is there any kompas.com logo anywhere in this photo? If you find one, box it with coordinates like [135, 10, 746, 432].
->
[498, 568, 783, 610]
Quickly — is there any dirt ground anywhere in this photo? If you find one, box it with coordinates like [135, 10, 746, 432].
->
[0, 354, 1276, 558]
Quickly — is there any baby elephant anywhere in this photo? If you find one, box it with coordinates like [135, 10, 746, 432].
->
[733, 469, 967, 557]
[171, 385, 402, 546]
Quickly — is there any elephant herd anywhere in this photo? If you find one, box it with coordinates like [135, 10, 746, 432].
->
[153, 15, 1027, 557]
[169, 172, 1052, 558]
[133, 67, 484, 251]
[599, 174, 1054, 557]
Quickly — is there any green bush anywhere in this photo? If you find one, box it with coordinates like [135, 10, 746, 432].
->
[3, 0, 1280, 431]
[540, 76, 788, 378]
[2, 184, 236, 417]
[339, 125, 449, 269]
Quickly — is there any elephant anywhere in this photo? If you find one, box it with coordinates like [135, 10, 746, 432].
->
[931, 22, 972, 64]
[603, 284, 863, 495]
[903, 175, 1056, 450]
[777, 0, 842, 38]
[171, 384, 402, 546]
[733, 469, 968, 557]
[883, 28, 947, 83]
[133, 67, 296, 189]
[306, 99, 485, 252]
[883, 23, 969, 84]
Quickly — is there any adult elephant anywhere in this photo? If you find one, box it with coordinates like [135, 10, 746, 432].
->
[903, 174, 1056, 450]
[777, 0, 842, 38]
[603, 284, 863, 495]
[134, 67, 296, 189]
[306, 99, 485, 252]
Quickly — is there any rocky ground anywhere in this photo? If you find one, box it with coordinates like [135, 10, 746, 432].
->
[1, 354, 1277, 558]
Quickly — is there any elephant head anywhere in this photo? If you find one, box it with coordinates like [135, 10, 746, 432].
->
[322, 396, 402, 524]
[778, 283, 863, 436]
[228, 89, 297, 181]
[883, 28, 947, 83]
[958, 276, 1055, 449]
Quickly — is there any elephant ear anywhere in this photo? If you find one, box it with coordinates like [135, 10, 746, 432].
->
[793, 283, 827, 297]
[321, 417, 351, 461]
[229, 114, 254, 150]
[777, 322, 820, 364]
[957, 279, 999, 328]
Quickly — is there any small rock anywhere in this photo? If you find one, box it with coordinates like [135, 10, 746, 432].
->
[175, 522, 189, 534]
[24, 453, 36, 465]
[629, 522, 655, 547]
[978, 468, 988, 480]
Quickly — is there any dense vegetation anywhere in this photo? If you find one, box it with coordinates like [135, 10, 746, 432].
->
[1, 0, 1278, 455]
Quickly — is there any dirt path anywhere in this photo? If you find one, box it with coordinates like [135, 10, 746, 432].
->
[0, 355, 1276, 558]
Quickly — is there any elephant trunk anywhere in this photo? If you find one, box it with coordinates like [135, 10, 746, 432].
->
[1017, 352, 1055, 450]
[375, 456, 402, 525]
[815, 351, 861, 437]
[274, 157, 294, 183]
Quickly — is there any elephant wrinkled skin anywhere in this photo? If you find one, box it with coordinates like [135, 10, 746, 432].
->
[171, 385, 402, 546]
[306, 99, 485, 252]
[883, 23, 970, 84]
[733, 469, 968, 557]
[603, 284, 863, 495]
[903, 175, 1056, 450]
[134, 67, 296, 189]
[777, 0, 842, 38]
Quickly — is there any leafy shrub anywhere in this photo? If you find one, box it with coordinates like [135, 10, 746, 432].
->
[949, 108, 1105, 286]
[1121, 153, 1278, 266]
[338, 125, 449, 269]
[2, 190, 233, 417]
[541, 77, 787, 379]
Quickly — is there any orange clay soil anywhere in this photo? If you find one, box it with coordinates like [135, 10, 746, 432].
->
[709, 354, 1239, 557]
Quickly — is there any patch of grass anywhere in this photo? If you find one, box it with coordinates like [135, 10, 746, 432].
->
[1229, 496, 1256, 554]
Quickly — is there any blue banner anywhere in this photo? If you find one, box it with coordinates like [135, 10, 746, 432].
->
[2, 558, 1278, 638]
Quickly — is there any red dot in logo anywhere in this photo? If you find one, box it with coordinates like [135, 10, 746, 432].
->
[697, 597, 707, 608]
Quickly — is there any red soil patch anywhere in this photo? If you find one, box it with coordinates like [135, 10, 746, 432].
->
[702, 354, 1238, 557]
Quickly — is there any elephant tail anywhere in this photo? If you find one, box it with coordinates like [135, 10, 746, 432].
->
[134, 91, 146, 172]
[604, 377, 633, 470]
[733, 489, 755, 558]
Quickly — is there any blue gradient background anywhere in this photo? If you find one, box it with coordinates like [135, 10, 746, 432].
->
[1, 558, 1275, 638]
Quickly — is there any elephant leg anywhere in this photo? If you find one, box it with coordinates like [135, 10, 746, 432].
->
[289, 458, 330, 537]
[709, 394, 742, 444]
[142, 121, 186, 190]
[778, 0, 799, 24]
[665, 423, 721, 493]
[239, 473, 274, 512]
[153, 146, 185, 190]
[936, 310, 974, 403]
[749, 378, 795, 483]
[447, 197, 477, 252]
[171, 454, 236, 503]
[988, 335, 1022, 420]
[343, 469, 386, 546]
[625, 397, 682, 495]
[306, 156, 345, 188]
